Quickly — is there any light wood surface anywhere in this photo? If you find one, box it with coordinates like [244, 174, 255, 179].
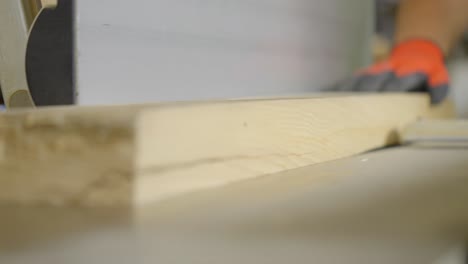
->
[0, 94, 452, 206]
[1, 147, 468, 263]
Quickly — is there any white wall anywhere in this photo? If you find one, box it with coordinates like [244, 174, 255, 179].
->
[76, 0, 373, 105]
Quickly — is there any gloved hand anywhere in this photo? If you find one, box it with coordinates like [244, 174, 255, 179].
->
[331, 39, 449, 104]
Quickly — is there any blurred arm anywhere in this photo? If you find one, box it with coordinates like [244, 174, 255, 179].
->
[396, 0, 468, 55]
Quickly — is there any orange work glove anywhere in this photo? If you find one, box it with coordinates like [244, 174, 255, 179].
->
[331, 39, 449, 104]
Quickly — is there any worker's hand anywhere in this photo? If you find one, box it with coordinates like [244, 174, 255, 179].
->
[331, 39, 449, 104]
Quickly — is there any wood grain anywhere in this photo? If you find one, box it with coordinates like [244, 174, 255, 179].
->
[0, 94, 452, 206]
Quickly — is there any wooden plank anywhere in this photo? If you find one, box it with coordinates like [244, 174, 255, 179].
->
[0, 94, 452, 206]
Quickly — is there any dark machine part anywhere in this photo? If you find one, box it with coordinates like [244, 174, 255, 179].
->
[25, 0, 75, 106]
[375, 0, 399, 41]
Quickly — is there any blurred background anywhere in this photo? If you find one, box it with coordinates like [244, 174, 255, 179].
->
[5, 0, 468, 115]
[75, 0, 373, 104]
[17, 0, 468, 116]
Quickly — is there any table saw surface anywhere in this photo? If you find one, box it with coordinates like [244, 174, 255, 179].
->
[1, 146, 468, 263]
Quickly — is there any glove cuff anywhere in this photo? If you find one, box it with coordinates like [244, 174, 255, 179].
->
[391, 39, 445, 62]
